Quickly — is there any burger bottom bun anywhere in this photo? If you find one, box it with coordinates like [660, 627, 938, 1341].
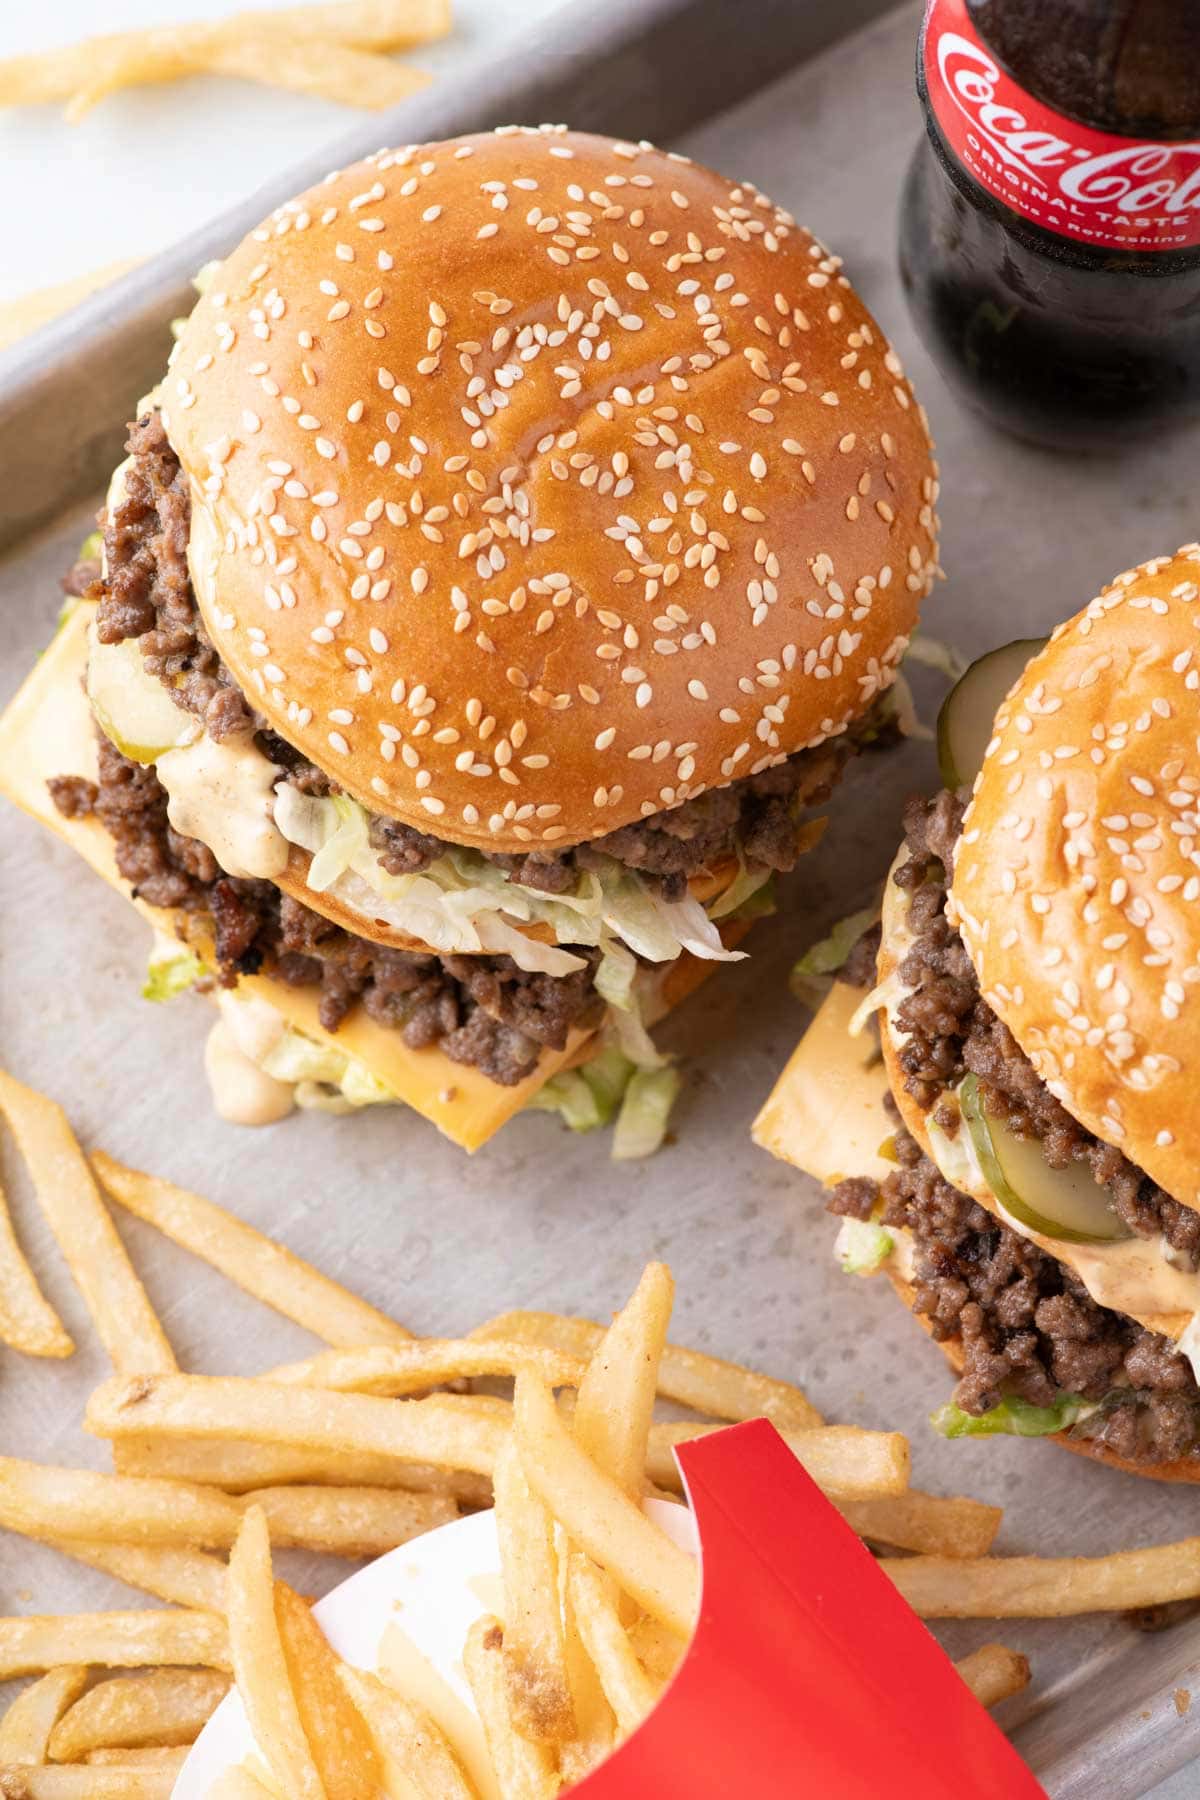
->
[874, 921, 1200, 1484]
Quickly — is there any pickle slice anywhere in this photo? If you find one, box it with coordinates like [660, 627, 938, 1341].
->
[936, 638, 1047, 789]
[959, 1075, 1129, 1245]
[87, 633, 198, 764]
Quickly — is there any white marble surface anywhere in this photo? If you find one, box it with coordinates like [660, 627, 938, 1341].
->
[0, 0, 574, 301]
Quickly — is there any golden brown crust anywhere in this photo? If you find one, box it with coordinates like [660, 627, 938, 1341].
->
[949, 543, 1200, 1211]
[168, 127, 939, 855]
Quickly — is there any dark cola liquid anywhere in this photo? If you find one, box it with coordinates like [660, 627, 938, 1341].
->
[900, 0, 1200, 450]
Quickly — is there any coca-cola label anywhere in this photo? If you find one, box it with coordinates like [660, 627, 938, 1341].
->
[924, 0, 1200, 251]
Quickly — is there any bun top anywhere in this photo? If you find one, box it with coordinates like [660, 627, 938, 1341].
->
[951, 544, 1200, 1209]
[167, 126, 939, 853]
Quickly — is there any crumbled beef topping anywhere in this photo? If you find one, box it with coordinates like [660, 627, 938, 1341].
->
[45, 775, 98, 819]
[95, 414, 255, 743]
[829, 1132, 1200, 1466]
[890, 794, 1200, 1267]
[50, 741, 603, 1087]
[62, 555, 101, 602]
[839, 920, 882, 990]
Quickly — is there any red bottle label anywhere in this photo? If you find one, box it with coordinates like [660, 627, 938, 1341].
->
[924, 0, 1200, 251]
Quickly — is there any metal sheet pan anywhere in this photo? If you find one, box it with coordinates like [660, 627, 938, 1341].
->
[2, 3, 1199, 1794]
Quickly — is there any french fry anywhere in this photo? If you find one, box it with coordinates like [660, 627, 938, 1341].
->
[201, 1766, 276, 1799]
[47, 1669, 230, 1761]
[0, 1074, 175, 1375]
[463, 1617, 558, 1800]
[646, 1420, 910, 1502]
[0, 1612, 229, 1680]
[264, 1338, 583, 1397]
[888, 1539, 1200, 1618]
[0, 1178, 72, 1359]
[0, 262, 139, 356]
[0, 1669, 88, 1765]
[87, 1376, 508, 1478]
[574, 1265, 673, 1497]
[567, 1553, 659, 1738]
[626, 1615, 688, 1687]
[955, 1644, 1031, 1709]
[338, 1665, 475, 1799]
[514, 1371, 698, 1638]
[0, 0, 452, 114]
[492, 1440, 573, 1743]
[249, 1484, 456, 1559]
[840, 1491, 1002, 1559]
[111, 1435, 490, 1507]
[0, 1765, 182, 1797]
[473, 1310, 822, 1430]
[558, 1549, 616, 1786]
[274, 1584, 382, 1800]
[0, 1456, 242, 1549]
[41, 1541, 228, 1615]
[91, 1154, 410, 1347]
[226, 1509, 322, 1800]
[34, 1474, 452, 1566]
[199, 39, 431, 115]
[82, 1748, 191, 1767]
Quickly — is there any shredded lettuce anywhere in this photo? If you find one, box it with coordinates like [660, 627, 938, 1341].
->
[906, 633, 968, 683]
[531, 1046, 680, 1158]
[307, 795, 370, 893]
[707, 853, 773, 922]
[847, 966, 909, 1039]
[835, 1218, 893, 1275]
[881, 668, 933, 743]
[730, 873, 778, 922]
[526, 1070, 606, 1133]
[792, 907, 879, 988]
[272, 784, 747, 980]
[612, 1066, 682, 1162]
[525, 1046, 638, 1136]
[219, 1009, 399, 1112]
[142, 938, 205, 1003]
[931, 1394, 1098, 1440]
[594, 938, 638, 1012]
[607, 1001, 669, 1071]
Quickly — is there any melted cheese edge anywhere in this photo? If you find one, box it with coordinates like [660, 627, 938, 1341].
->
[0, 605, 592, 1152]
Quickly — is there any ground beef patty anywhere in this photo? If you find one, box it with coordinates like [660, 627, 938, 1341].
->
[824, 792, 1200, 1464]
[52, 741, 603, 1087]
[95, 412, 861, 901]
[891, 793, 1200, 1265]
[829, 1134, 1200, 1465]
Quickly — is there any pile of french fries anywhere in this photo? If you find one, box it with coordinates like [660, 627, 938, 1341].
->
[0, 1068, 1198, 1795]
[0, 0, 452, 121]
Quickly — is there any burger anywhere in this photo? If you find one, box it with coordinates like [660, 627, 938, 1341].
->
[756, 545, 1200, 1479]
[0, 126, 938, 1154]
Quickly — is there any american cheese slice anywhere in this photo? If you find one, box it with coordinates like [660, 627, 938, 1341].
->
[752, 981, 893, 1187]
[0, 607, 591, 1153]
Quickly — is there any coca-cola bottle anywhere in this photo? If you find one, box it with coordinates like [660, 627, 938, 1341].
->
[899, 0, 1200, 449]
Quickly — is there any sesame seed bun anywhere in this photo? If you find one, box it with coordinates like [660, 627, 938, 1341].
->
[166, 125, 939, 856]
[949, 545, 1200, 1213]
